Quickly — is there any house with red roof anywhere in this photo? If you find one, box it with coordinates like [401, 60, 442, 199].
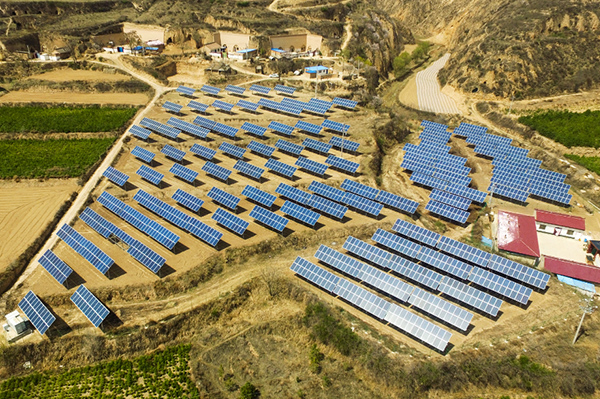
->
[535, 209, 586, 239]
[497, 210, 541, 258]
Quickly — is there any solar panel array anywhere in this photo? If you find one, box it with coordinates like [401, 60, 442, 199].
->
[392, 219, 441, 247]
[321, 119, 350, 133]
[236, 100, 260, 112]
[190, 143, 217, 160]
[426, 200, 470, 224]
[307, 194, 347, 219]
[212, 100, 235, 113]
[140, 118, 180, 140]
[127, 240, 167, 274]
[332, 97, 358, 109]
[281, 98, 329, 115]
[202, 161, 232, 181]
[329, 136, 360, 152]
[275, 183, 311, 205]
[188, 101, 209, 113]
[269, 121, 295, 136]
[265, 158, 297, 178]
[308, 180, 345, 203]
[39, 250, 73, 284]
[103, 166, 129, 187]
[257, 98, 302, 116]
[295, 156, 329, 176]
[163, 101, 183, 114]
[136, 165, 164, 186]
[172, 188, 204, 212]
[194, 116, 216, 129]
[274, 84, 297, 95]
[200, 84, 221, 96]
[303, 138, 332, 154]
[225, 84, 246, 95]
[295, 120, 323, 135]
[169, 163, 198, 183]
[247, 140, 275, 157]
[19, 291, 55, 335]
[167, 117, 209, 139]
[207, 186, 240, 210]
[130, 125, 151, 140]
[275, 139, 303, 156]
[242, 185, 277, 208]
[249, 84, 271, 95]
[176, 86, 195, 96]
[131, 146, 155, 164]
[160, 144, 186, 162]
[241, 122, 267, 137]
[70, 285, 110, 327]
[341, 179, 379, 200]
[212, 207, 249, 236]
[342, 192, 383, 217]
[57, 224, 114, 275]
[249, 205, 288, 232]
[213, 123, 239, 138]
[325, 155, 359, 174]
[430, 189, 472, 211]
[281, 201, 321, 226]
[219, 142, 246, 159]
[234, 160, 264, 180]
[375, 190, 419, 214]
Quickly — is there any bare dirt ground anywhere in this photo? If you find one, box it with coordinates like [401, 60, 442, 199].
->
[27, 68, 132, 82]
[0, 91, 149, 105]
[0, 179, 78, 272]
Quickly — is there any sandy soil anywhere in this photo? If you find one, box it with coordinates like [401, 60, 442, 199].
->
[0, 179, 78, 272]
[398, 74, 418, 109]
[0, 91, 150, 105]
[537, 233, 589, 264]
[27, 68, 132, 82]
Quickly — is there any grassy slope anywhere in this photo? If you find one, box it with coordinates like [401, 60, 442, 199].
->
[565, 154, 600, 175]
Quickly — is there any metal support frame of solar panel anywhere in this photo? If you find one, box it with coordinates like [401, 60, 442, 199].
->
[487, 254, 550, 290]
[234, 160, 264, 180]
[307, 181, 345, 203]
[130, 125, 151, 140]
[188, 101, 210, 113]
[212, 123, 239, 139]
[375, 191, 419, 214]
[242, 185, 276, 208]
[202, 161, 232, 182]
[103, 166, 129, 187]
[280, 201, 320, 226]
[225, 84, 246, 96]
[167, 117, 209, 139]
[136, 165, 164, 186]
[295, 120, 323, 135]
[169, 163, 198, 184]
[242, 122, 267, 138]
[39, 249, 73, 285]
[249, 205, 288, 232]
[177, 85, 196, 96]
[302, 138, 331, 154]
[436, 236, 491, 267]
[295, 157, 329, 176]
[207, 186, 240, 210]
[274, 84, 296, 96]
[342, 192, 383, 217]
[212, 207, 249, 236]
[140, 118, 181, 140]
[329, 136, 360, 153]
[332, 97, 358, 109]
[393, 219, 441, 247]
[160, 144, 186, 162]
[325, 155, 359, 174]
[275, 183, 311, 205]
[341, 179, 380, 200]
[237, 100, 260, 112]
[193, 116, 217, 130]
[264, 158, 297, 178]
[190, 144, 216, 161]
[249, 84, 271, 95]
[468, 266, 532, 305]
[57, 224, 114, 275]
[426, 200, 470, 224]
[212, 100, 235, 113]
[131, 146, 155, 164]
[200, 84, 221, 96]
[269, 121, 295, 136]
[487, 182, 529, 203]
[429, 189, 472, 211]
[19, 291, 55, 334]
[163, 101, 183, 114]
[307, 194, 347, 219]
[247, 140, 275, 158]
[97, 192, 180, 250]
[172, 189, 204, 212]
[274, 139, 303, 156]
[219, 142, 246, 159]
[416, 246, 473, 280]
[70, 285, 110, 327]
[321, 119, 350, 134]
[437, 277, 502, 317]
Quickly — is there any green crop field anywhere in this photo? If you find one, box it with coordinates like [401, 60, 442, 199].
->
[565, 154, 600, 175]
[0, 138, 116, 178]
[0, 344, 200, 399]
[519, 110, 600, 148]
[0, 106, 138, 133]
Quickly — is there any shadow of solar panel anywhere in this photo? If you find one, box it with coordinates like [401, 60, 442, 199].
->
[416, 246, 473, 280]
[269, 121, 295, 136]
[136, 165, 164, 186]
[290, 256, 339, 292]
[307, 181, 345, 203]
[130, 125, 151, 140]
[39, 249, 73, 285]
[387, 255, 443, 291]
[201, 84, 221, 95]
[193, 116, 217, 130]
[302, 138, 332, 154]
[212, 100, 235, 112]
[325, 155, 359, 174]
[190, 144, 216, 160]
[247, 140, 275, 157]
[225, 84, 246, 95]
[234, 160, 264, 180]
[274, 84, 296, 95]
[188, 101, 209, 113]
[249, 84, 271, 94]
[343, 236, 392, 268]
[202, 161, 232, 181]
[212, 207, 249, 236]
[213, 123, 239, 138]
[127, 240, 165, 273]
[19, 291, 55, 334]
[161, 144, 186, 162]
[167, 117, 209, 139]
[275, 183, 311, 205]
[131, 146, 155, 164]
[242, 185, 276, 208]
[207, 186, 240, 210]
[57, 224, 114, 275]
[295, 157, 328, 176]
[429, 189, 472, 211]
[237, 100, 259, 112]
[219, 142, 246, 159]
[170, 163, 198, 183]
[265, 158, 297, 177]
[295, 120, 323, 135]
[103, 166, 129, 187]
[321, 119, 350, 133]
[392, 219, 440, 247]
[70, 285, 110, 327]
[468, 267, 532, 305]
[242, 122, 267, 137]
[342, 192, 382, 216]
[408, 287, 473, 331]
[425, 200, 469, 224]
[341, 179, 379, 200]
[172, 189, 203, 212]
[436, 236, 491, 267]
[329, 136, 360, 152]
[487, 254, 549, 290]
[333, 279, 391, 319]
[280, 201, 320, 226]
[332, 97, 357, 109]
[140, 118, 181, 140]
[275, 139, 303, 155]
[375, 191, 419, 214]
[308, 194, 347, 219]
[372, 228, 423, 259]
[249, 205, 288, 232]
[163, 101, 183, 113]
[177, 86, 195, 96]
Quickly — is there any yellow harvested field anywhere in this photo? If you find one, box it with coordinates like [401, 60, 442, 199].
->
[0, 91, 149, 105]
[27, 69, 132, 82]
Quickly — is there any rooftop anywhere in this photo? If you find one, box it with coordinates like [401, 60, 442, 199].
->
[497, 210, 541, 258]
[305, 66, 329, 73]
[544, 256, 600, 284]
[536, 209, 586, 231]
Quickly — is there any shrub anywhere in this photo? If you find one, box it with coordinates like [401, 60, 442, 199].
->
[239, 382, 259, 399]
[519, 109, 600, 148]
[565, 154, 600, 175]
[303, 302, 360, 356]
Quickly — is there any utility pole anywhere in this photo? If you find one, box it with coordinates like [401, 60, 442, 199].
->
[573, 299, 596, 345]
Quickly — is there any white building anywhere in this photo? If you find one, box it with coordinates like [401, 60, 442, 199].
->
[3, 311, 32, 343]
[535, 209, 586, 239]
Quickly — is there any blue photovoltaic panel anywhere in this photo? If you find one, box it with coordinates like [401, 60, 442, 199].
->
[309, 98, 333, 109]
[19, 291, 55, 335]
[426, 200, 470, 224]
[487, 254, 550, 290]
[290, 256, 340, 293]
[295, 120, 323, 135]
[170, 163, 198, 183]
[177, 86, 195, 96]
[329, 136, 360, 152]
[341, 179, 379, 200]
[372, 228, 423, 260]
[163, 101, 183, 113]
[202, 161, 232, 182]
[321, 119, 350, 133]
[388, 255, 444, 291]
[332, 97, 358, 109]
[249, 84, 271, 95]
[325, 155, 359, 174]
[342, 191, 383, 217]
[280, 201, 320, 226]
[430, 189, 472, 211]
[436, 236, 491, 267]
[274, 84, 296, 95]
[241, 122, 267, 137]
[225, 84, 245, 95]
[193, 116, 217, 130]
[452, 122, 487, 138]
[468, 267, 533, 305]
[70, 285, 110, 327]
[212, 100, 235, 113]
[161, 144, 186, 162]
[375, 191, 419, 214]
[129, 125, 151, 140]
[213, 123, 239, 138]
[249, 205, 288, 232]
[167, 117, 209, 139]
[308, 194, 347, 219]
[257, 98, 302, 116]
[237, 100, 260, 112]
[338, 278, 389, 320]
[488, 182, 529, 203]
[295, 156, 329, 176]
[103, 166, 129, 187]
[127, 240, 166, 274]
[416, 246, 473, 280]
[269, 121, 295, 136]
[314, 244, 365, 279]
[219, 142, 246, 159]
[392, 219, 441, 247]
[275, 183, 311, 205]
[445, 184, 487, 203]
[408, 287, 473, 331]
[343, 236, 393, 269]
[265, 158, 297, 178]
[190, 144, 217, 160]
[80, 207, 112, 238]
[136, 165, 164, 186]
[307, 181, 345, 203]
[131, 146, 155, 164]
[39, 249, 73, 285]
[140, 118, 180, 140]
[201, 84, 221, 95]
[188, 101, 210, 113]
[234, 160, 265, 180]
[242, 185, 276, 208]
[212, 207, 249, 236]
[275, 139, 303, 156]
[247, 140, 275, 157]
[172, 189, 204, 212]
[57, 224, 114, 275]
[303, 138, 332, 154]
[207, 186, 240, 210]
[438, 277, 502, 317]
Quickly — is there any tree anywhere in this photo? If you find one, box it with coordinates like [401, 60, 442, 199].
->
[239, 382, 259, 399]
[393, 51, 411, 78]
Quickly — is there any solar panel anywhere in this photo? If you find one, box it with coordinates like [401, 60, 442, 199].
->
[333, 278, 391, 319]
[127, 240, 166, 274]
[329, 136, 360, 152]
[275, 139, 303, 156]
[241, 122, 267, 137]
[129, 125, 151, 140]
[436, 236, 491, 267]
[170, 163, 198, 184]
[295, 156, 329, 176]
[332, 97, 358, 109]
[445, 184, 487, 203]
[295, 120, 323, 135]
[387, 255, 444, 291]
[161, 144, 186, 162]
[80, 207, 113, 238]
[190, 143, 217, 160]
[200, 84, 221, 96]
[249, 205, 288, 232]
[188, 101, 210, 113]
[207, 186, 240, 210]
[488, 182, 529, 203]
[426, 200, 470, 224]
[325, 155, 359, 174]
[213, 123, 239, 138]
[309, 98, 333, 108]
[280, 201, 320, 226]
[487, 254, 550, 290]
[212, 207, 249, 236]
[57, 224, 114, 275]
[193, 116, 217, 130]
[103, 166, 129, 187]
[225, 84, 246, 95]
[19, 291, 55, 335]
[429, 189, 472, 211]
[307, 194, 347, 219]
[163, 101, 183, 114]
[416, 246, 473, 280]
[131, 146, 155, 164]
[234, 160, 265, 180]
[219, 142, 246, 159]
[237, 100, 260, 112]
[176, 85, 195, 96]
[172, 189, 204, 212]
[392, 219, 440, 247]
[372, 228, 423, 259]
[257, 98, 303, 116]
[247, 140, 275, 157]
[468, 267, 532, 305]
[408, 287, 473, 331]
[314, 245, 364, 279]
[167, 117, 210, 139]
[136, 164, 164, 186]
[140, 118, 181, 140]
[290, 256, 340, 293]
[70, 285, 110, 327]
[307, 181, 345, 203]
[438, 277, 502, 317]
[302, 138, 332, 154]
[321, 119, 350, 133]
[375, 191, 419, 214]
[39, 249, 73, 285]
[249, 84, 271, 95]
[342, 191, 383, 217]
[275, 183, 311, 205]
[343, 236, 393, 268]
[269, 121, 295, 136]
[212, 100, 235, 113]
[242, 185, 276, 208]
[265, 158, 297, 178]
[202, 161, 232, 182]
[274, 84, 297, 95]
[341, 179, 379, 200]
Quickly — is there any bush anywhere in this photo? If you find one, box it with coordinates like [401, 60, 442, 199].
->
[303, 302, 360, 356]
[239, 382, 259, 399]
[565, 154, 600, 175]
[519, 109, 600, 148]
[309, 344, 324, 374]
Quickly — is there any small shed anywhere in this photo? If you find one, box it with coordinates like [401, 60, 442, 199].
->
[3, 310, 32, 343]
[535, 209, 586, 239]
[231, 48, 257, 60]
[304, 65, 330, 78]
